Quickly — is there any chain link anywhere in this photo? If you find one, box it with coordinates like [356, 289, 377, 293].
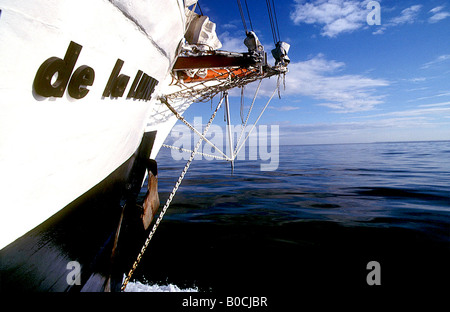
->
[121, 96, 225, 291]
[162, 144, 228, 161]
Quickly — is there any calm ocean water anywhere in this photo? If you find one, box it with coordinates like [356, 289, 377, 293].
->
[130, 141, 450, 292]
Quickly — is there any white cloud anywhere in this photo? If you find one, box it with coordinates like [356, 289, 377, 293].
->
[407, 91, 450, 102]
[290, 0, 371, 37]
[358, 102, 450, 118]
[429, 12, 450, 23]
[421, 54, 450, 69]
[374, 4, 450, 34]
[373, 4, 423, 34]
[385, 106, 450, 117]
[372, 28, 385, 35]
[281, 117, 433, 134]
[289, 2, 429, 37]
[269, 105, 301, 111]
[430, 6, 445, 14]
[282, 54, 389, 113]
[277, 115, 443, 144]
[389, 5, 422, 26]
[242, 53, 388, 113]
[219, 31, 247, 52]
[428, 5, 450, 23]
[408, 77, 427, 83]
[419, 101, 450, 108]
[277, 101, 450, 144]
[289, 2, 448, 38]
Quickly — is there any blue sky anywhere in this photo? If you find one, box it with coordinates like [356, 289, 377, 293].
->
[180, 0, 450, 145]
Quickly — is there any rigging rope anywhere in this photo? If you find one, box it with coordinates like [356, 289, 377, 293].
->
[244, 0, 254, 32]
[234, 79, 262, 156]
[237, 0, 254, 34]
[266, 0, 276, 44]
[197, 0, 203, 16]
[271, 0, 281, 42]
[265, 0, 281, 44]
[235, 80, 280, 157]
[164, 98, 231, 161]
[237, 0, 248, 34]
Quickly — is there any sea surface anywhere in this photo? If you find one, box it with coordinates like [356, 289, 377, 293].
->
[128, 141, 450, 293]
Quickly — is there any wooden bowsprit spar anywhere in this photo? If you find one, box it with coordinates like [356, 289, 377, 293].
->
[173, 53, 260, 71]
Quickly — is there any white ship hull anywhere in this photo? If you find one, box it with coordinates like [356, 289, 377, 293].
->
[0, 0, 289, 292]
[0, 0, 204, 292]
[0, 0, 188, 250]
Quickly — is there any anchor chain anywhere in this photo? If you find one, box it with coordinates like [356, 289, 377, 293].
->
[121, 96, 225, 291]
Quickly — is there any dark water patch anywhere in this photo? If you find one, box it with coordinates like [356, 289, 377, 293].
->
[134, 141, 450, 291]
[354, 187, 450, 202]
[134, 219, 449, 291]
[310, 203, 341, 209]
